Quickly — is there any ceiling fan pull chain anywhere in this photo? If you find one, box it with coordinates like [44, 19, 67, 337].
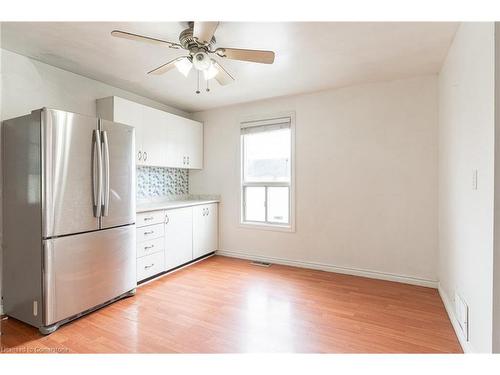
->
[206, 78, 210, 92]
[196, 70, 201, 94]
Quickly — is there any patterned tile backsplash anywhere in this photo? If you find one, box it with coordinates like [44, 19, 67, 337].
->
[137, 166, 189, 200]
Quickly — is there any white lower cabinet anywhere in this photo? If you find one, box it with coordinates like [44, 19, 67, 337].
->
[136, 237, 164, 259]
[193, 203, 218, 259]
[164, 207, 193, 271]
[136, 223, 164, 243]
[137, 210, 166, 227]
[137, 252, 165, 281]
[136, 203, 218, 283]
[136, 214, 166, 282]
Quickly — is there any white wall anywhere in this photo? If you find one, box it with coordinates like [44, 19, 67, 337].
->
[438, 22, 495, 353]
[0, 49, 189, 120]
[494, 22, 500, 355]
[190, 75, 439, 286]
[0, 48, 187, 313]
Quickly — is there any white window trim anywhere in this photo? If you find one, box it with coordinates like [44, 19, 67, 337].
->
[239, 111, 296, 232]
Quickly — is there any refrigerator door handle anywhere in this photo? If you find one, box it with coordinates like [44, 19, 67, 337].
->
[101, 130, 110, 217]
[92, 129, 103, 217]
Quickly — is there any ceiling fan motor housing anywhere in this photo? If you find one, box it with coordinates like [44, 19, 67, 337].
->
[179, 27, 216, 51]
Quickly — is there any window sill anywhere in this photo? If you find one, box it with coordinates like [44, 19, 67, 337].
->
[239, 221, 295, 233]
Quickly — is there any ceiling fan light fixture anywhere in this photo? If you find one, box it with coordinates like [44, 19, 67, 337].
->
[203, 60, 219, 80]
[192, 51, 211, 71]
[111, 22, 276, 92]
[174, 58, 193, 77]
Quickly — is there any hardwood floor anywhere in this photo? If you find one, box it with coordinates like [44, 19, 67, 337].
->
[0, 255, 462, 353]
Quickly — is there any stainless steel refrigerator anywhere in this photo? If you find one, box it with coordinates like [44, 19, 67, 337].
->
[2, 108, 136, 334]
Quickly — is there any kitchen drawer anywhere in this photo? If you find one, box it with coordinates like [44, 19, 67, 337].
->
[137, 210, 165, 227]
[136, 223, 164, 242]
[136, 237, 164, 259]
[137, 251, 165, 282]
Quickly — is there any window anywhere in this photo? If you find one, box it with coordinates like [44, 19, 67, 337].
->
[240, 115, 294, 229]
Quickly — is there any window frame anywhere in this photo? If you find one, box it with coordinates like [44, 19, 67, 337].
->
[239, 112, 296, 232]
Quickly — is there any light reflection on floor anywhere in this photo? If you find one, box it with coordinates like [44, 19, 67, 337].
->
[240, 285, 295, 352]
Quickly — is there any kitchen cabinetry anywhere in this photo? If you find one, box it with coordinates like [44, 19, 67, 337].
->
[178, 117, 203, 169]
[135, 202, 218, 283]
[97, 96, 203, 169]
[164, 207, 193, 271]
[193, 203, 218, 259]
[141, 104, 168, 166]
[136, 214, 166, 282]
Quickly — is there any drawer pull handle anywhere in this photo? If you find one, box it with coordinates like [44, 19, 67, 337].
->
[143, 230, 154, 235]
[144, 245, 154, 250]
[144, 216, 154, 221]
[144, 263, 155, 269]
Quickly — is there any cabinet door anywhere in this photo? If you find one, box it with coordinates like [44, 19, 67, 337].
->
[184, 119, 203, 169]
[164, 207, 193, 271]
[141, 107, 167, 167]
[193, 203, 218, 259]
[112, 97, 145, 165]
[163, 112, 184, 168]
[171, 117, 203, 169]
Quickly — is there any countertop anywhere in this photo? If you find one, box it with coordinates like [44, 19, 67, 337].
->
[137, 199, 220, 213]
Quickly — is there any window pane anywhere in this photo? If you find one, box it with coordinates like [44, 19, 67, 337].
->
[243, 128, 291, 183]
[267, 187, 289, 224]
[244, 186, 266, 222]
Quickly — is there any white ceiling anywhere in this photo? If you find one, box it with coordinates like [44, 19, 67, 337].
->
[1, 22, 458, 113]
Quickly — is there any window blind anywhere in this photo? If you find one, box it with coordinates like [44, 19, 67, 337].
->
[240, 116, 291, 135]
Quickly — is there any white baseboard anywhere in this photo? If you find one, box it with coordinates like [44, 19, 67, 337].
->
[216, 250, 438, 288]
[438, 283, 473, 353]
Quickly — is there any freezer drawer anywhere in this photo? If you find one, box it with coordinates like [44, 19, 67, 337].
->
[43, 225, 136, 325]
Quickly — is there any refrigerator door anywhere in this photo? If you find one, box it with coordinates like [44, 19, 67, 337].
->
[42, 109, 101, 238]
[99, 119, 136, 229]
[43, 225, 136, 326]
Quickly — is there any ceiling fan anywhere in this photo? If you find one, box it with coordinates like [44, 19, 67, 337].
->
[111, 22, 275, 93]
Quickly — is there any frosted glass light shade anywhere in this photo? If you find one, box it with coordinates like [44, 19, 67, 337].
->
[175, 58, 193, 77]
[203, 60, 219, 80]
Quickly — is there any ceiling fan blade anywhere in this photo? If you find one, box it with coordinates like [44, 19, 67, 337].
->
[215, 48, 275, 64]
[193, 22, 219, 44]
[148, 56, 189, 75]
[212, 60, 234, 86]
[111, 30, 181, 49]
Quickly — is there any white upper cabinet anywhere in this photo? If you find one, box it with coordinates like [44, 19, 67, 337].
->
[97, 96, 203, 169]
[160, 113, 203, 169]
[98, 96, 145, 164]
[182, 118, 203, 169]
[142, 106, 167, 167]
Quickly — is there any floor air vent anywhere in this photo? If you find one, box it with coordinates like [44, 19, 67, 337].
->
[251, 260, 272, 267]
